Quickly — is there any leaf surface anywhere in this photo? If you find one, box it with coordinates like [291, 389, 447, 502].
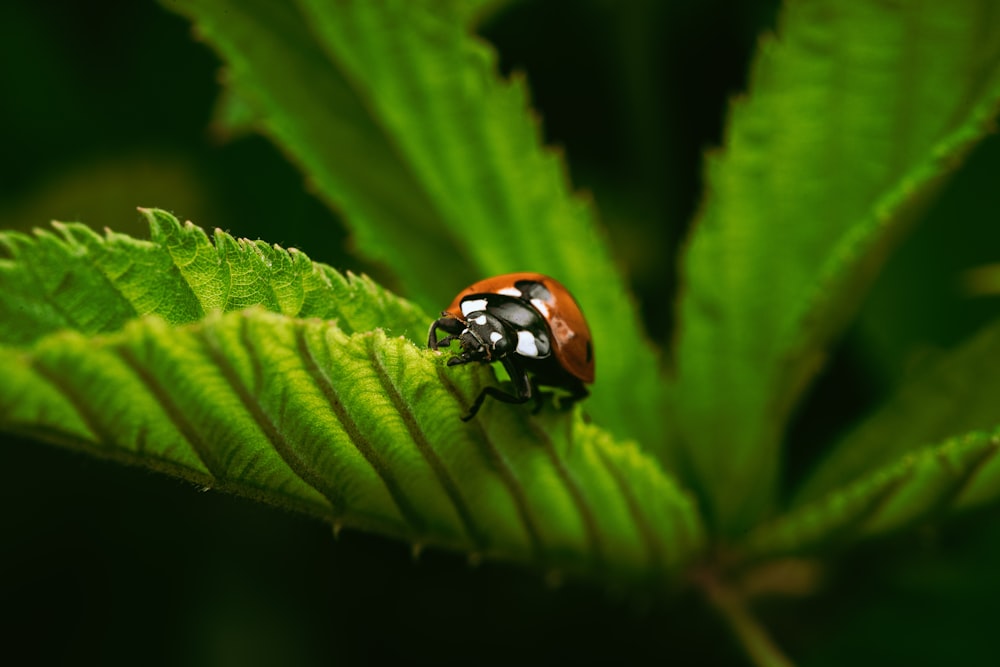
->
[165, 0, 667, 450]
[0, 215, 704, 585]
[796, 319, 1000, 505]
[671, 0, 1000, 532]
[0, 209, 427, 344]
[743, 428, 1000, 560]
[0, 310, 703, 585]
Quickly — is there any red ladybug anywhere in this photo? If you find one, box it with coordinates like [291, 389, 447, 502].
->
[428, 272, 594, 420]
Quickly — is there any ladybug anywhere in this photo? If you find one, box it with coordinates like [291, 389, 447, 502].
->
[428, 272, 594, 420]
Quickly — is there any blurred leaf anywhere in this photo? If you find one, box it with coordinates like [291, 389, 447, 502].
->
[173, 0, 460, 299]
[164, 0, 667, 451]
[671, 0, 1000, 533]
[743, 428, 1000, 560]
[962, 263, 1000, 297]
[851, 135, 1000, 386]
[797, 319, 1000, 505]
[210, 87, 260, 142]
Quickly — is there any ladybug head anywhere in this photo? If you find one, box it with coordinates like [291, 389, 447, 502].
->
[446, 310, 515, 366]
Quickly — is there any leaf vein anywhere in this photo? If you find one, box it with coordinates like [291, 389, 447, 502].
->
[26, 352, 217, 486]
[199, 317, 343, 517]
[30, 355, 112, 448]
[592, 443, 664, 573]
[367, 337, 487, 553]
[529, 419, 606, 573]
[434, 365, 545, 564]
[928, 437, 1000, 519]
[823, 471, 913, 550]
[115, 344, 223, 477]
[294, 323, 424, 535]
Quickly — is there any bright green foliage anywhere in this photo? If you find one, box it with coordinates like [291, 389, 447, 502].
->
[0, 308, 703, 584]
[5, 0, 1000, 661]
[0, 209, 427, 344]
[797, 320, 1000, 505]
[167, 0, 667, 451]
[743, 429, 1000, 561]
[671, 0, 1000, 533]
[0, 214, 703, 584]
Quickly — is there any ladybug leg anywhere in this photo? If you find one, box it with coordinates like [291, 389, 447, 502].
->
[460, 356, 532, 421]
[530, 378, 589, 414]
[428, 313, 465, 350]
[500, 356, 533, 403]
[571, 383, 590, 405]
[554, 379, 589, 411]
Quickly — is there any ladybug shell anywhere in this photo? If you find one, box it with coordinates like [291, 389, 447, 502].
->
[445, 272, 595, 384]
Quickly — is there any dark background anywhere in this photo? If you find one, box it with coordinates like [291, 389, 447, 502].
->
[3, 1, 1000, 664]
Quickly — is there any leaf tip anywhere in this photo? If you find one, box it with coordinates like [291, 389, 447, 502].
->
[213, 227, 240, 253]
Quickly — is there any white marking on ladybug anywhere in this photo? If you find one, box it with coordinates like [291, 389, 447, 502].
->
[530, 298, 550, 318]
[461, 298, 488, 316]
[497, 287, 521, 297]
[516, 330, 540, 357]
[474, 315, 488, 326]
[489, 331, 503, 344]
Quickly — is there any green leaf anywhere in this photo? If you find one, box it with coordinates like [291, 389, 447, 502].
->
[209, 86, 259, 142]
[796, 319, 1000, 506]
[742, 428, 1000, 561]
[0, 309, 704, 585]
[164, 0, 667, 451]
[174, 0, 458, 300]
[0, 215, 703, 584]
[670, 0, 1000, 533]
[0, 209, 428, 344]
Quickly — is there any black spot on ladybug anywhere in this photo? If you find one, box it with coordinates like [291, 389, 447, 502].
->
[514, 279, 554, 303]
[585, 340, 593, 364]
[489, 298, 544, 330]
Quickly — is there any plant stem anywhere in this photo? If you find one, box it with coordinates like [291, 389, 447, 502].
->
[697, 569, 794, 667]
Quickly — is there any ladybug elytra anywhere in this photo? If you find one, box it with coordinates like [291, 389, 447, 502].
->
[428, 272, 594, 420]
